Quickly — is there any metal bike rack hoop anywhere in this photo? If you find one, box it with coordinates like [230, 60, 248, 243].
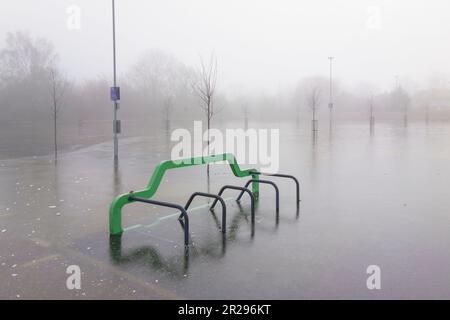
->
[237, 179, 280, 213]
[183, 192, 227, 233]
[128, 195, 190, 246]
[211, 185, 255, 223]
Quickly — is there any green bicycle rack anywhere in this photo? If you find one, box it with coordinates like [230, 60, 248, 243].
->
[109, 153, 300, 247]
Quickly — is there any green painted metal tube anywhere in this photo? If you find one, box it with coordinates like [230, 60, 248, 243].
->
[109, 153, 259, 235]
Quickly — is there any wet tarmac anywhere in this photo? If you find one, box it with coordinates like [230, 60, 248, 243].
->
[1, 122, 450, 299]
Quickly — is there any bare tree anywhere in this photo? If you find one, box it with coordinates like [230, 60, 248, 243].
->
[192, 54, 218, 177]
[48, 67, 68, 160]
[0, 31, 55, 84]
[306, 87, 321, 131]
[0, 31, 57, 122]
[393, 86, 411, 127]
[128, 50, 193, 130]
[160, 62, 193, 132]
[0, 32, 69, 158]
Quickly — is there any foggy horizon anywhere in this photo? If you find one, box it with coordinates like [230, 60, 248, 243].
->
[2, 0, 450, 94]
[3, 0, 450, 303]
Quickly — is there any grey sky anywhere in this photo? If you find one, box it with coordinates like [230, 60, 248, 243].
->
[1, 0, 449, 94]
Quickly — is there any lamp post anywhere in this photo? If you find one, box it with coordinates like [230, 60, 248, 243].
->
[111, 0, 120, 164]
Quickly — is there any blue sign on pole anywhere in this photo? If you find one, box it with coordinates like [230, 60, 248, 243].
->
[110, 87, 120, 101]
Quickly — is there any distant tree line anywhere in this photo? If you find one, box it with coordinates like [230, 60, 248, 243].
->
[1, 31, 450, 158]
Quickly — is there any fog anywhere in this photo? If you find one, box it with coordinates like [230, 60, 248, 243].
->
[1, 0, 450, 158]
[3, 0, 450, 90]
[3, 1, 450, 300]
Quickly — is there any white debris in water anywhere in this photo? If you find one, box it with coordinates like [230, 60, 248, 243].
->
[86, 247, 91, 251]
[56, 212, 61, 216]
[11, 264, 17, 268]
[11, 274, 18, 277]
[1, 229, 6, 233]
[59, 199, 64, 202]
[155, 279, 159, 283]
[48, 205, 57, 209]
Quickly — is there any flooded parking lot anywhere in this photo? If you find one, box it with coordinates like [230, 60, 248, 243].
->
[1, 121, 450, 299]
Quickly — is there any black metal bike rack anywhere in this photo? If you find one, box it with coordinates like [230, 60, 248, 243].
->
[237, 179, 280, 213]
[182, 192, 227, 233]
[128, 195, 190, 246]
[210, 185, 255, 222]
[126, 172, 298, 247]
[255, 172, 300, 205]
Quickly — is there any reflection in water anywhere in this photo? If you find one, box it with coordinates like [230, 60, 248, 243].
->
[370, 115, 375, 135]
[164, 120, 171, 156]
[4, 121, 450, 298]
[312, 130, 318, 146]
[206, 176, 211, 199]
[329, 111, 333, 142]
[209, 210, 229, 253]
[108, 233, 232, 278]
[109, 204, 256, 278]
[328, 123, 333, 145]
[370, 121, 375, 143]
[109, 234, 190, 277]
[310, 130, 318, 186]
[165, 119, 171, 137]
[113, 163, 122, 196]
[234, 201, 255, 238]
[114, 155, 119, 170]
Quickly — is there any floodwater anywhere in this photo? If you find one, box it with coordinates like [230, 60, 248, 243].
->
[1, 120, 450, 299]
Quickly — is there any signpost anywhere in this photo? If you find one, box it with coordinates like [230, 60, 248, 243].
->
[112, 0, 119, 163]
[110, 86, 120, 101]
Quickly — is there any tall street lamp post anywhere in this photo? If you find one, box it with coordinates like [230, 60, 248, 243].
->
[111, 0, 120, 164]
